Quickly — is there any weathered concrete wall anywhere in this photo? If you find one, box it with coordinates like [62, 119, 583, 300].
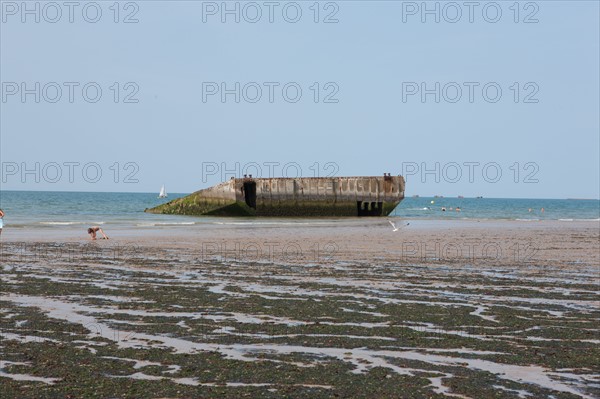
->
[238, 176, 403, 203]
[145, 175, 405, 217]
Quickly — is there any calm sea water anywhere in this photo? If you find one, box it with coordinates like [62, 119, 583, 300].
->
[390, 196, 600, 221]
[0, 191, 598, 229]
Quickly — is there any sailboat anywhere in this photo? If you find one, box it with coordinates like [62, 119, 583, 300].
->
[158, 185, 167, 198]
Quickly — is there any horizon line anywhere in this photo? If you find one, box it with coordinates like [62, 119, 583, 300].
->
[0, 189, 598, 201]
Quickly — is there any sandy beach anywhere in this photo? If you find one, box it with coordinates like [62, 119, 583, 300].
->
[4, 219, 598, 267]
[1, 219, 599, 398]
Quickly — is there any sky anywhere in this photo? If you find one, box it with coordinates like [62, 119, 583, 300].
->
[1, 0, 599, 199]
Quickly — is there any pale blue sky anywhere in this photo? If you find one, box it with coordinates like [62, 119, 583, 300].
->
[1, 1, 599, 198]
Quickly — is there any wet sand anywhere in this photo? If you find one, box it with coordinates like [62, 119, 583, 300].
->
[5, 219, 600, 265]
[1, 219, 599, 398]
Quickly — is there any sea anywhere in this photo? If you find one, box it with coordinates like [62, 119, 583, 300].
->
[0, 191, 598, 230]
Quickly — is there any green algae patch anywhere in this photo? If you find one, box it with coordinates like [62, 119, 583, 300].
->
[1, 241, 598, 399]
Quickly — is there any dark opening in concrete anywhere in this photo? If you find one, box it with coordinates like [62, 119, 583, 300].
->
[357, 201, 383, 216]
[243, 182, 257, 209]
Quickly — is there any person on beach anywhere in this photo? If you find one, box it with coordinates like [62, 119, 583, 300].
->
[87, 226, 109, 240]
[0, 209, 4, 236]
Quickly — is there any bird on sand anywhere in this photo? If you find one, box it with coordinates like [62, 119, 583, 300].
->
[388, 220, 409, 232]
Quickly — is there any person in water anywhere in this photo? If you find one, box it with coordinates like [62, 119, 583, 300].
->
[0, 209, 4, 236]
[88, 226, 109, 240]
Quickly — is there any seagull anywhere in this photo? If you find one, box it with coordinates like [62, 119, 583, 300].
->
[388, 220, 409, 232]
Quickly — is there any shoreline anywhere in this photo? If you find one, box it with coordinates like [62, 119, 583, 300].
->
[2, 219, 598, 269]
[2, 217, 598, 237]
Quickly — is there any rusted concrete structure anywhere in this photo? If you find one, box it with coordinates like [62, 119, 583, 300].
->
[145, 175, 405, 217]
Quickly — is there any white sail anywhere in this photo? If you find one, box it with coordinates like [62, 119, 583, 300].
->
[158, 185, 167, 198]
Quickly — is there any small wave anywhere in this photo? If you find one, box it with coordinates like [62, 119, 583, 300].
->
[137, 222, 196, 227]
[213, 221, 324, 226]
[39, 221, 105, 226]
[515, 219, 539, 222]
